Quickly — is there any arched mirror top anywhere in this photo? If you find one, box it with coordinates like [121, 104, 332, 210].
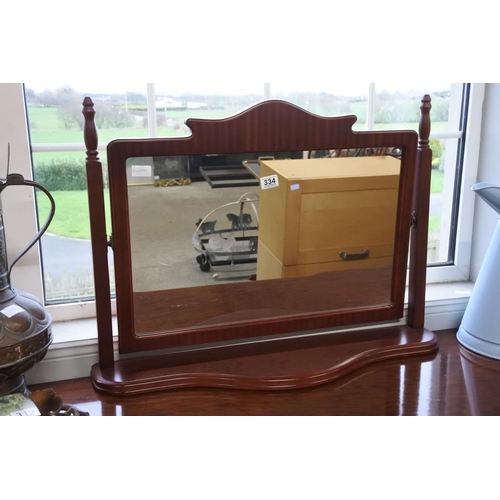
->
[103, 99, 418, 160]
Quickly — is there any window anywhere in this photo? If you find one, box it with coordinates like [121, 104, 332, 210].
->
[1, 82, 482, 322]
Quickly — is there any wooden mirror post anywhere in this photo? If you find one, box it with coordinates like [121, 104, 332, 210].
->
[83, 97, 113, 369]
[408, 95, 433, 329]
[83, 96, 438, 396]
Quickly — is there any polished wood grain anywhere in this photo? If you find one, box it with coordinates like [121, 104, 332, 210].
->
[133, 266, 394, 344]
[82, 98, 114, 369]
[91, 326, 437, 395]
[29, 330, 500, 415]
[408, 95, 433, 329]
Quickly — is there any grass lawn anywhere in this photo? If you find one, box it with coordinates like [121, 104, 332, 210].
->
[27, 106, 245, 145]
[30, 106, 447, 240]
[37, 189, 111, 240]
[429, 215, 441, 233]
[431, 169, 444, 194]
[27, 106, 450, 145]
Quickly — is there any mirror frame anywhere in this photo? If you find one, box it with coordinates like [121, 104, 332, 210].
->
[83, 97, 434, 392]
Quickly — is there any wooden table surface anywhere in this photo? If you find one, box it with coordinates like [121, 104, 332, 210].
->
[28, 329, 500, 415]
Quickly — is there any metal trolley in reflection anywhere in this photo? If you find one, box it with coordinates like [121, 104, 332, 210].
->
[192, 192, 259, 273]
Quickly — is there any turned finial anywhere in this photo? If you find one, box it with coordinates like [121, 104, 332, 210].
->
[418, 94, 432, 147]
[82, 97, 99, 161]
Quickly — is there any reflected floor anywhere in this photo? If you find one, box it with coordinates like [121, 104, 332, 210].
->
[128, 181, 259, 292]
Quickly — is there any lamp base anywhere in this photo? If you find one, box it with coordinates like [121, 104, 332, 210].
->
[0, 288, 53, 398]
[457, 325, 500, 360]
[0, 374, 28, 397]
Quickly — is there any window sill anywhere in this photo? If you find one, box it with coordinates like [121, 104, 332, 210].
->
[25, 281, 473, 386]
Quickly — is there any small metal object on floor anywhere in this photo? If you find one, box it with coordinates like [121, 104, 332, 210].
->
[29, 388, 89, 416]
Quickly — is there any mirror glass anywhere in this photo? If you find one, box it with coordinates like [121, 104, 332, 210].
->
[126, 148, 402, 335]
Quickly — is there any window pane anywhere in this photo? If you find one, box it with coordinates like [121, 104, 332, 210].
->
[270, 83, 370, 130]
[373, 84, 466, 265]
[25, 83, 150, 143]
[25, 83, 143, 303]
[153, 85, 265, 135]
[428, 138, 459, 264]
[272, 82, 466, 267]
[32, 152, 114, 303]
[373, 83, 460, 132]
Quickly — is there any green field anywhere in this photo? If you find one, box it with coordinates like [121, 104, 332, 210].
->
[429, 215, 441, 234]
[27, 106, 449, 148]
[29, 105, 449, 169]
[28, 103, 446, 174]
[431, 170, 444, 194]
[28, 106, 246, 146]
[37, 189, 111, 240]
[30, 105, 447, 240]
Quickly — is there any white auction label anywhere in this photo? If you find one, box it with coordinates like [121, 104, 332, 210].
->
[10, 408, 40, 417]
[131, 165, 152, 177]
[260, 174, 279, 190]
[1, 305, 25, 318]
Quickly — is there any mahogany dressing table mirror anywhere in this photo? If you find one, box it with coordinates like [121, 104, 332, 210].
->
[82, 96, 437, 395]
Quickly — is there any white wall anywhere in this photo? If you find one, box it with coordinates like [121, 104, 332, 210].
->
[470, 83, 500, 280]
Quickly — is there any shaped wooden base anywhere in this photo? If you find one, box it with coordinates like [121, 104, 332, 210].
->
[91, 326, 438, 396]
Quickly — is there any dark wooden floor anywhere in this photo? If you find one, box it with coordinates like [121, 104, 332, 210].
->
[28, 329, 500, 415]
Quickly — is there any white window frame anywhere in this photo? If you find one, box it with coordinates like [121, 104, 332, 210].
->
[426, 83, 485, 283]
[1, 82, 483, 324]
